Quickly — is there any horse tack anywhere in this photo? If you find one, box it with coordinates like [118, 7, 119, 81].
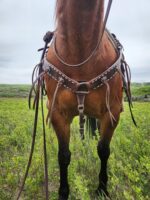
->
[76, 82, 90, 139]
[42, 30, 124, 139]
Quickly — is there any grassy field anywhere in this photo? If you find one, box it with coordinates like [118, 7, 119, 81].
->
[0, 85, 150, 200]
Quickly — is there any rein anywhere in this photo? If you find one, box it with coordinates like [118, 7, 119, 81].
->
[16, 32, 53, 200]
[53, 0, 113, 67]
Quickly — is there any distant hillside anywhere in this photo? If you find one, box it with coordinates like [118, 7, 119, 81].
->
[131, 82, 150, 96]
[0, 83, 150, 101]
[131, 83, 150, 101]
[0, 84, 30, 98]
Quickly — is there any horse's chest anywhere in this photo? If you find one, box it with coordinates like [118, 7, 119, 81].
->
[55, 88, 106, 118]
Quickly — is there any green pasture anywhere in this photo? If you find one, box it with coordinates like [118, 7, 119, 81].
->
[0, 84, 150, 200]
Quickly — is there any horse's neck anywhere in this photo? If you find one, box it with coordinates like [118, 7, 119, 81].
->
[56, 0, 104, 63]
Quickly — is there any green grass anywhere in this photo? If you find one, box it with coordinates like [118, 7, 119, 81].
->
[0, 98, 150, 200]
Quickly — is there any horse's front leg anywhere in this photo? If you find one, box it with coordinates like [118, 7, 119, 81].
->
[51, 111, 71, 200]
[96, 110, 120, 197]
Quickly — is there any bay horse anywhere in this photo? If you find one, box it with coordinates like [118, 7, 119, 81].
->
[43, 0, 123, 199]
[16, 0, 136, 199]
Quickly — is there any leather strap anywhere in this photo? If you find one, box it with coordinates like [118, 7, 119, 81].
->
[16, 32, 53, 200]
[76, 84, 89, 139]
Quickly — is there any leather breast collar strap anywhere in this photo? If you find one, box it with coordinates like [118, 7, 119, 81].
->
[43, 48, 123, 92]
